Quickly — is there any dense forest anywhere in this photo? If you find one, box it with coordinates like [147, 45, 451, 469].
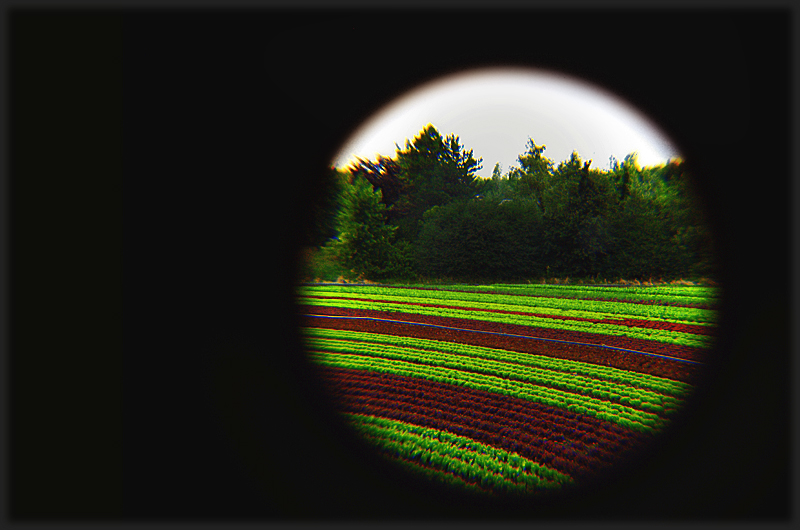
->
[303, 124, 715, 284]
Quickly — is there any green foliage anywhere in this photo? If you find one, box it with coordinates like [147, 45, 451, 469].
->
[539, 153, 613, 276]
[385, 238, 417, 280]
[305, 167, 349, 247]
[392, 124, 484, 242]
[596, 158, 716, 280]
[656, 160, 716, 277]
[482, 175, 516, 202]
[299, 244, 351, 282]
[605, 192, 676, 278]
[329, 173, 404, 280]
[507, 139, 555, 212]
[491, 162, 503, 181]
[315, 123, 715, 284]
[348, 155, 404, 220]
[415, 197, 545, 281]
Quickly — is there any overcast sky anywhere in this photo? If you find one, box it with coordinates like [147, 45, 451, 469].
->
[333, 67, 682, 180]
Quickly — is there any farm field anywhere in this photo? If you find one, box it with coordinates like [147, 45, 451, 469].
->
[297, 282, 719, 496]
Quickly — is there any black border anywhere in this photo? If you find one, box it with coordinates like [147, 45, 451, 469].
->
[4, 2, 796, 526]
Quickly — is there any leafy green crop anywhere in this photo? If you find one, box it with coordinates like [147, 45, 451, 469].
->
[310, 350, 667, 433]
[298, 295, 714, 349]
[347, 413, 572, 493]
[403, 283, 720, 303]
[307, 336, 684, 416]
[304, 327, 691, 397]
[299, 285, 717, 324]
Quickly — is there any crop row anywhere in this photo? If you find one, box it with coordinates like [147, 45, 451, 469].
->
[436, 283, 720, 299]
[374, 283, 719, 306]
[309, 349, 667, 433]
[305, 315, 703, 383]
[298, 296, 714, 349]
[346, 413, 573, 494]
[308, 337, 683, 417]
[303, 327, 691, 397]
[301, 305, 708, 363]
[300, 282, 712, 495]
[328, 366, 642, 445]
[302, 295, 714, 337]
[298, 285, 717, 324]
[324, 366, 651, 480]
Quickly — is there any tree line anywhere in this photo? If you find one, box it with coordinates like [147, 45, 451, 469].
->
[304, 124, 715, 283]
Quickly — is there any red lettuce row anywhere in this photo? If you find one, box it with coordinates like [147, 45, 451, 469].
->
[302, 294, 715, 335]
[305, 327, 691, 398]
[347, 413, 572, 494]
[300, 304, 708, 362]
[312, 349, 665, 431]
[303, 315, 702, 383]
[328, 367, 640, 453]
[309, 336, 685, 417]
[321, 366, 652, 481]
[298, 296, 713, 349]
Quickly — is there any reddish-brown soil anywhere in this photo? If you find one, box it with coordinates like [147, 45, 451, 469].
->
[303, 314, 702, 383]
[298, 304, 711, 366]
[304, 295, 714, 336]
[320, 366, 656, 481]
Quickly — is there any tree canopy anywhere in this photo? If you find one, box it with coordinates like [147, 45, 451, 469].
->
[391, 124, 484, 241]
[311, 124, 715, 283]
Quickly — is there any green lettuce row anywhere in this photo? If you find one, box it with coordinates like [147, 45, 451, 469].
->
[310, 350, 666, 433]
[346, 413, 572, 493]
[300, 288, 716, 327]
[311, 337, 680, 413]
[299, 285, 717, 324]
[298, 296, 714, 349]
[310, 282, 719, 307]
[303, 327, 691, 398]
[415, 283, 720, 302]
[308, 337, 683, 416]
[381, 450, 487, 495]
[350, 414, 568, 489]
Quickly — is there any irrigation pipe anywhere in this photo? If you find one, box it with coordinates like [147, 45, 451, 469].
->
[302, 313, 705, 366]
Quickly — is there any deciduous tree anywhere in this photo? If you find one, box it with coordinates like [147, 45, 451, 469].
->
[330, 173, 401, 280]
[507, 138, 554, 213]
